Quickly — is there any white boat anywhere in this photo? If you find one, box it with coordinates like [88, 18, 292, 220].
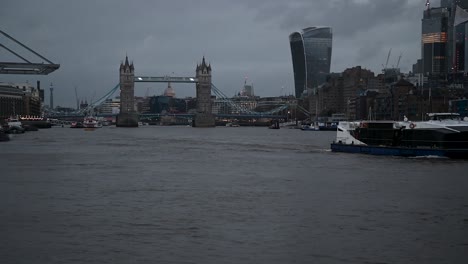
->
[301, 122, 319, 131]
[226, 122, 240, 127]
[331, 113, 468, 158]
[3, 116, 24, 134]
[83, 116, 102, 128]
[6, 116, 22, 129]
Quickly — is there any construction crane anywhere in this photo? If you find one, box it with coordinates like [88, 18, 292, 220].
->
[385, 48, 392, 69]
[74, 86, 79, 110]
[381, 48, 392, 71]
[396, 52, 403, 68]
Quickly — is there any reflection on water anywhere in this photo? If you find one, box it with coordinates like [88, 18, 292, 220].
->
[1, 126, 468, 263]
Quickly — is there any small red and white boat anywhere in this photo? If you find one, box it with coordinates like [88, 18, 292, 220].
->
[83, 116, 102, 128]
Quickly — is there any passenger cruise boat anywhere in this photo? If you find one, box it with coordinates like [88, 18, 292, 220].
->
[330, 113, 468, 158]
[83, 116, 101, 128]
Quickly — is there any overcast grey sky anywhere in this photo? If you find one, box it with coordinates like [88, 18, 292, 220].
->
[1, 0, 426, 107]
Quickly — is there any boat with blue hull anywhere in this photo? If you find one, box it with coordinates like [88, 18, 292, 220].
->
[330, 143, 468, 158]
[330, 113, 468, 159]
[301, 123, 319, 131]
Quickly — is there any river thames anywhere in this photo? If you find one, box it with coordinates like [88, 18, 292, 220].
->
[1, 126, 468, 264]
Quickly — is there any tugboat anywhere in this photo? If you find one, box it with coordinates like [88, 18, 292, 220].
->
[330, 113, 468, 159]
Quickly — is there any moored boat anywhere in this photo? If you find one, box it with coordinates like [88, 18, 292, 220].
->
[268, 119, 280, 129]
[19, 116, 52, 128]
[330, 113, 468, 158]
[6, 116, 22, 128]
[4, 116, 25, 134]
[226, 121, 240, 127]
[301, 122, 320, 131]
[70, 122, 84, 128]
[0, 127, 10, 141]
[318, 121, 338, 131]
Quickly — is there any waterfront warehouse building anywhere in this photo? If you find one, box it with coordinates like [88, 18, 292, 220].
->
[289, 27, 333, 98]
[0, 82, 42, 119]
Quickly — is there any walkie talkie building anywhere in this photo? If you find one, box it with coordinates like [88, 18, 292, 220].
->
[289, 27, 333, 98]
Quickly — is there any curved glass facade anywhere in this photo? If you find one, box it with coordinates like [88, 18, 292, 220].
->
[289, 27, 333, 98]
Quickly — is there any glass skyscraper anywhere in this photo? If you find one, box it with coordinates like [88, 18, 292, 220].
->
[421, 1, 468, 76]
[445, 0, 468, 73]
[289, 27, 333, 98]
[421, 6, 449, 75]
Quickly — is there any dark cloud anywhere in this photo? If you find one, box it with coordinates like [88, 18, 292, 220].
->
[1, 0, 424, 107]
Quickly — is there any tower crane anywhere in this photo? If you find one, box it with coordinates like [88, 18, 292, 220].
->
[385, 48, 392, 69]
[74, 86, 79, 110]
[396, 52, 403, 68]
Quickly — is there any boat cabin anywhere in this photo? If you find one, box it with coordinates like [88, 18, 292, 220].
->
[427, 113, 461, 121]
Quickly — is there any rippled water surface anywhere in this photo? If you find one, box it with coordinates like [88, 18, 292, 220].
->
[1, 126, 468, 263]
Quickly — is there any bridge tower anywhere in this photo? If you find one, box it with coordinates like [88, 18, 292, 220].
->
[193, 56, 215, 127]
[117, 56, 139, 127]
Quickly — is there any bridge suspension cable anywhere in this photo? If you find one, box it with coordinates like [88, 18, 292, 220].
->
[78, 83, 120, 114]
[296, 104, 311, 117]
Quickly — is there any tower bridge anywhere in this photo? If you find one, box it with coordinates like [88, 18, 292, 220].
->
[117, 56, 215, 127]
[58, 56, 289, 124]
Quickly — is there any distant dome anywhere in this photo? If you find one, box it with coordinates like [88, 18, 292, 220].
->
[164, 82, 175, 97]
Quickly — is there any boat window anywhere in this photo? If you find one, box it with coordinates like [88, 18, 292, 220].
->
[430, 114, 461, 121]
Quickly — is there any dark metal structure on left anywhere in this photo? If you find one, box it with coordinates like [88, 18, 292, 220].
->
[0, 29, 60, 75]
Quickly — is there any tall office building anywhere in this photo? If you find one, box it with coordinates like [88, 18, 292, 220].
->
[441, 0, 468, 9]
[421, 1, 468, 77]
[449, 1, 468, 74]
[421, 5, 449, 76]
[289, 27, 333, 98]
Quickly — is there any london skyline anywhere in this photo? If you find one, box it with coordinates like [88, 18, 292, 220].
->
[1, 0, 425, 107]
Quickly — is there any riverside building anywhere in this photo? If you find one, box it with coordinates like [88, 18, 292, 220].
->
[0, 82, 43, 119]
